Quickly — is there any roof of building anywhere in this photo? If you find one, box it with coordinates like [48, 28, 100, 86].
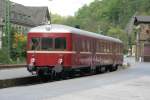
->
[29, 24, 122, 43]
[0, 0, 50, 27]
[134, 16, 150, 25]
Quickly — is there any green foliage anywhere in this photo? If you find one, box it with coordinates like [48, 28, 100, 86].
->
[51, 14, 66, 24]
[107, 26, 128, 50]
[11, 32, 27, 61]
[50, 0, 150, 53]
[1, 27, 27, 63]
[0, 48, 10, 64]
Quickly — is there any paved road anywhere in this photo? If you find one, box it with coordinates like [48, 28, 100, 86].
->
[0, 57, 150, 100]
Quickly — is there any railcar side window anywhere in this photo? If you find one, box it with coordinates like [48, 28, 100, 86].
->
[96, 41, 99, 52]
[31, 38, 40, 50]
[100, 41, 103, 52]
[55, 38, 66, 50]
[82, 39, 86, 52]
[85, 40, 89, 52]
[41, 38, 53, 50]
[104, 41, 107, 53]
[72, 39, 75, 51]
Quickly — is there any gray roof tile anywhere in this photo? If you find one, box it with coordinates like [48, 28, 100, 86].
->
[0, 0, 50, 27]
[134, 16, 150, 25]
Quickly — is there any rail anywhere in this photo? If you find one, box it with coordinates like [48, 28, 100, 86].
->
[0, 64, 26, 70]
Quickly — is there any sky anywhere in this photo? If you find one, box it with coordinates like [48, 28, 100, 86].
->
[10, 0, 95, 16]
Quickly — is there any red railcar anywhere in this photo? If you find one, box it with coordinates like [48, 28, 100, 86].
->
[27, 24, 123, 76]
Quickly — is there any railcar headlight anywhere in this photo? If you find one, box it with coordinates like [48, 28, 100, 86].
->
[28, 57, 36, 72]
[58, 58, 63, 64]
[30, 58, 35, 65]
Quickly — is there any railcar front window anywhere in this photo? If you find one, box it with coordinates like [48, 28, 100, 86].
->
[55, 38, 66, 50]
[41, 38, 53, 50]
[31, 38, 40, 50]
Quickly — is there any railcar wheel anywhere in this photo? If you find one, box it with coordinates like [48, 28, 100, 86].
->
[109, 66, 113, 72]
[55, 72, 61, 80]
[90, 66, 96, 75]
[50, 70, 56, 80]
[37, 70, 45, 77]
[60, 70, 68, 79]
[95, 66, 107, 74]
[109, 65, 118, 72]
[100, 66, 107, 73]
[91, 69, 96, 75]
[114, 65, 118, 71]
[68, 70, 75, 78]
[95, 67, 101, 74]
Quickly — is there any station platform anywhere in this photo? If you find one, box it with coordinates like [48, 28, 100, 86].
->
[0, 68, 31, 80]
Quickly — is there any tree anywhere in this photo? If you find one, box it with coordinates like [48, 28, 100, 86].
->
[49, 0, 150, 52]
[51, 14, 66, 24]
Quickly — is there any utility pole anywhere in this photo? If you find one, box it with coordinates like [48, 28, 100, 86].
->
[4, 0, 11, 58]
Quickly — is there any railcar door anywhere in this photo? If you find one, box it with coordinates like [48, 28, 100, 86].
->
[91, 39, 96, 69]
[112, 42, 117, 65]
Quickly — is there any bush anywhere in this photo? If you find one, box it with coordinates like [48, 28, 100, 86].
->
[11, 33, 27, 60]
[0, 48, 10, 64]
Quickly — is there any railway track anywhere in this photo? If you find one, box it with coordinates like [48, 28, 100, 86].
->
[0, 75, 60, 89]
[0, 64, 26, 70]
[0, 74, 80, 89]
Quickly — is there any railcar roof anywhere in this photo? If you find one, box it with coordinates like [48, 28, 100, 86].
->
[29, 24, 122, 43]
